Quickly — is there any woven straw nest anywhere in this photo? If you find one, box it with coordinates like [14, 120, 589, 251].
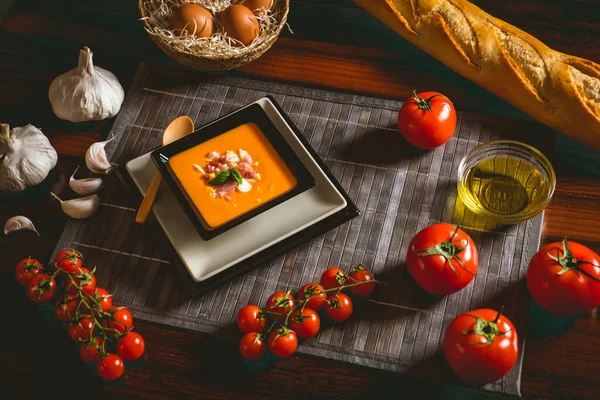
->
[139, 0, 289, 71]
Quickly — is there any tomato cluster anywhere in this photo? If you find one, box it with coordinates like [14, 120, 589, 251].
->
[408, 223, 600, 384]
[396, 91, 600, 383]
[405, 224, 518, 384]
[236, 264, 379, 361]
[15, 249, 145, 381]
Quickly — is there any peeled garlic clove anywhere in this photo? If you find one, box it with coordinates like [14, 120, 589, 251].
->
[50, 192, 100, 219]
[69, 165, 103, 195]
[85, 135, 115, 174]
[4, 215, 39, 236]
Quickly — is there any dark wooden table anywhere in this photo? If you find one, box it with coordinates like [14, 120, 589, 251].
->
[1, 1, 599, 399]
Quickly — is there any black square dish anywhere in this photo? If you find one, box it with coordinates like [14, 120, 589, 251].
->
[151, 102, 316, 240]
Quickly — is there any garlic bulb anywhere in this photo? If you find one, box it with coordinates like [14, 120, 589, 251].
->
[48, 46, 124, 122]
[4, 216, 39, 236]
[85, 135, 115, 174]
[70, 165, 103, 195]
[0, 123, 58, 191]
[51, 192, 100, 219]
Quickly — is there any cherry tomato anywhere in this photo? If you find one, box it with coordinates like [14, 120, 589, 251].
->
[97, 354, 125, 381]
[397, 90, 457, 149]
[80, 287, 112, 315]
[66, 267, 97, 295]
[444, 308, 518, 384]
[347, 265, 376, 297]
[15, 257, 43, 286]
[239, 332, 266, 361]
[265, 291, 296, 320]
[236, 305, 266, 333]
[94, 288, 113, 313]
[80, 337, 104, 364]
[268, 328, 298, 358]
[526, 238, 600, 316]
[116, 332, 145, 361]
[324, 293, 353, 322]
[289, 308, 320, 339]
[68, 316, 95, 342]
[25, 273, 56, 303]
[406, 224, 478, 295]
[320, 268, 346, 290]
[54, 249, 83, 273]
[103, 307, 133, 336]
[54, 294, 79, 322]
[297, 283, 327, 311]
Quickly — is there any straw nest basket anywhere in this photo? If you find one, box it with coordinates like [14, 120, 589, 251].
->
[139, 0, 289, 71]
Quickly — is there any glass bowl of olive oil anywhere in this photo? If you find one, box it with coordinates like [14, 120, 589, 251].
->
[457, 140, 556, 224]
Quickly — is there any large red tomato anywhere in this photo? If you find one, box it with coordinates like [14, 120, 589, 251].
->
[444, 308, 518, 384]
[397, 90, 457, 149]
[526, 238, 600, 316]
[406, 224, 478, 295]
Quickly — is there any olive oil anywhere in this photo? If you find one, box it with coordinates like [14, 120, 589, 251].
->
[462, 155, 551, 218]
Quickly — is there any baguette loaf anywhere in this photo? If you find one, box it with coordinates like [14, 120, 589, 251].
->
[354, 0, 600, 150]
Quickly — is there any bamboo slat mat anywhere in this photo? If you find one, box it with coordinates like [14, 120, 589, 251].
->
[50, 62, 555, 397]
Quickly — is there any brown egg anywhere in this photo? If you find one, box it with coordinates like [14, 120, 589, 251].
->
[171, 4, 214, 38]
[219, 4, 260, 46]
[243, 0, 273, 16]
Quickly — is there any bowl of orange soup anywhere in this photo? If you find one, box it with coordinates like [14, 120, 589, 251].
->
[151, 102, 316, 240]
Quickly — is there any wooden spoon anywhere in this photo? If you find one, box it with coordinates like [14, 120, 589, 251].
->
[135, 116, 195, 224]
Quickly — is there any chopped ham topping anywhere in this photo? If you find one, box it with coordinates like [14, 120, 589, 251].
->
[216, 180, 237, 200]
[194, 148, 260, 200]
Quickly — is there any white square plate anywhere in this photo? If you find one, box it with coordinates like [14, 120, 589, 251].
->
[126, 97, 348, 282]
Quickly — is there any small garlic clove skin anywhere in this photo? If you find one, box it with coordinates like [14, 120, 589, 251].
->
[69, 165, 103, 195]
[85, 136, 115, 175]
[50, 192, 100, 219]
[4, 215, 39, 236]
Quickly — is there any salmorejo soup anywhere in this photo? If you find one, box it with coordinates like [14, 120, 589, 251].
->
[168, 122, 298, 229]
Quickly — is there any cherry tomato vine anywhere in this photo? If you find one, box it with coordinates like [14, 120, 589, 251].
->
[14, 249, 145, 381]
[236, 264, 384, 360]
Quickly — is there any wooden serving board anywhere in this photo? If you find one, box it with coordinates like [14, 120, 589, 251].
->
[50, 62, 555, 398]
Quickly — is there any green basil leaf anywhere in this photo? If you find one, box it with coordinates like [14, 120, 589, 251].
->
[230, 169, 243, 185]
[208, 171, 231, 186]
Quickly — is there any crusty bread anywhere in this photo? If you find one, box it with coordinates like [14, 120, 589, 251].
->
[354, 0, 600, 150]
